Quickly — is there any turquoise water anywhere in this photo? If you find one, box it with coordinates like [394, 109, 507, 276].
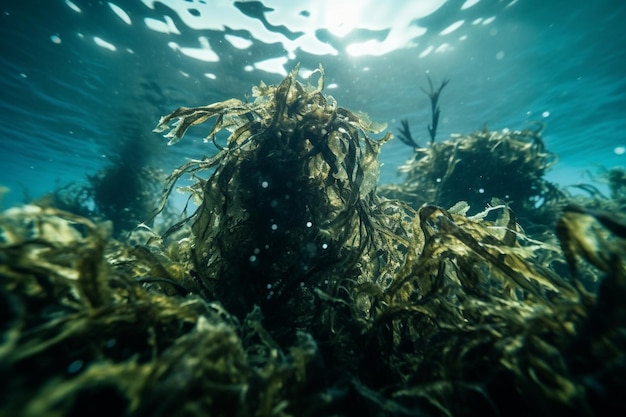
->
[1, 0, 625, 210]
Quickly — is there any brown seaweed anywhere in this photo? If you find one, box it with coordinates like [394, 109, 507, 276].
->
[1, 66, 625, 417]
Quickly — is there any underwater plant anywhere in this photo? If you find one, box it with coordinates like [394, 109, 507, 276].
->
[150, 64, 409, 334]
[40, 128, 165, 238]
[1, 65, 625, 417]
[380, 124, 566, 234]
[423, 75, 450, 144]
[397, 74, 449, 149]
[603, 166, 626, 201]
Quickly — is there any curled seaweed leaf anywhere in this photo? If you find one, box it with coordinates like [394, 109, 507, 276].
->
[153, 99, 249, 146]
[0, 205, 110, 309]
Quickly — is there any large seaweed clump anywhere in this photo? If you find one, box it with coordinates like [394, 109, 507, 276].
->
[39, 135, 165, 238]
[150, 64, 405, 332]
[379, 126, 566, 232]
[1, 66, 626, 416]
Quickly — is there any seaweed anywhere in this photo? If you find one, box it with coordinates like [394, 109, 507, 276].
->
[1, 66, 625, 417]
[151, 64, 402, 334]
[0, 205, 323, 417]
[422, 75, 450, 145]
[397, 75, 450, 150]
[397, 118, 420, 149]
[379, 125, 567, 236]
[39, 133, 166, 238]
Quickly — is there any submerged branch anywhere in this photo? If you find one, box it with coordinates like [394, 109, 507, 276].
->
[397, 74, 449, 151]
[397, 119, 420, 149]
[421, 74, 450, 144]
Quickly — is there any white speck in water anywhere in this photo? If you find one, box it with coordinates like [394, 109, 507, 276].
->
[542, 111, 550, 118]
[249, 255, 257, 263]
[65, 0, 81, 13]
[51, 34, 62, 44]
[436, 178, 442, 183]
[478, 188, 485, 194]
[321, 243, 328, 250]
[614, 146, 625, 155]
[261, 180, 269, 188]
[271, 224, 278, 231]
[306, 221, 313, 228]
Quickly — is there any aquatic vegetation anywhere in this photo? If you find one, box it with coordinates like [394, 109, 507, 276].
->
[397, 118, 420, 149]
[0, 207, 319, 417]
[422, 75, 450, 144]
[151, 64, 404, 329]
[380, 125, 566, 234]
[397, 75, 449, 149]
[40, 136, 165, 238]
[602, 166, 626, 201]
[1, 66, 625, 417]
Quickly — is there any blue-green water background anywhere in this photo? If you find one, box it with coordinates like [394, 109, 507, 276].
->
[1, 0, 625, 211]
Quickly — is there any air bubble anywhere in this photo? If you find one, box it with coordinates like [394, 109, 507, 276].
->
[67, 359, 84, 374]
